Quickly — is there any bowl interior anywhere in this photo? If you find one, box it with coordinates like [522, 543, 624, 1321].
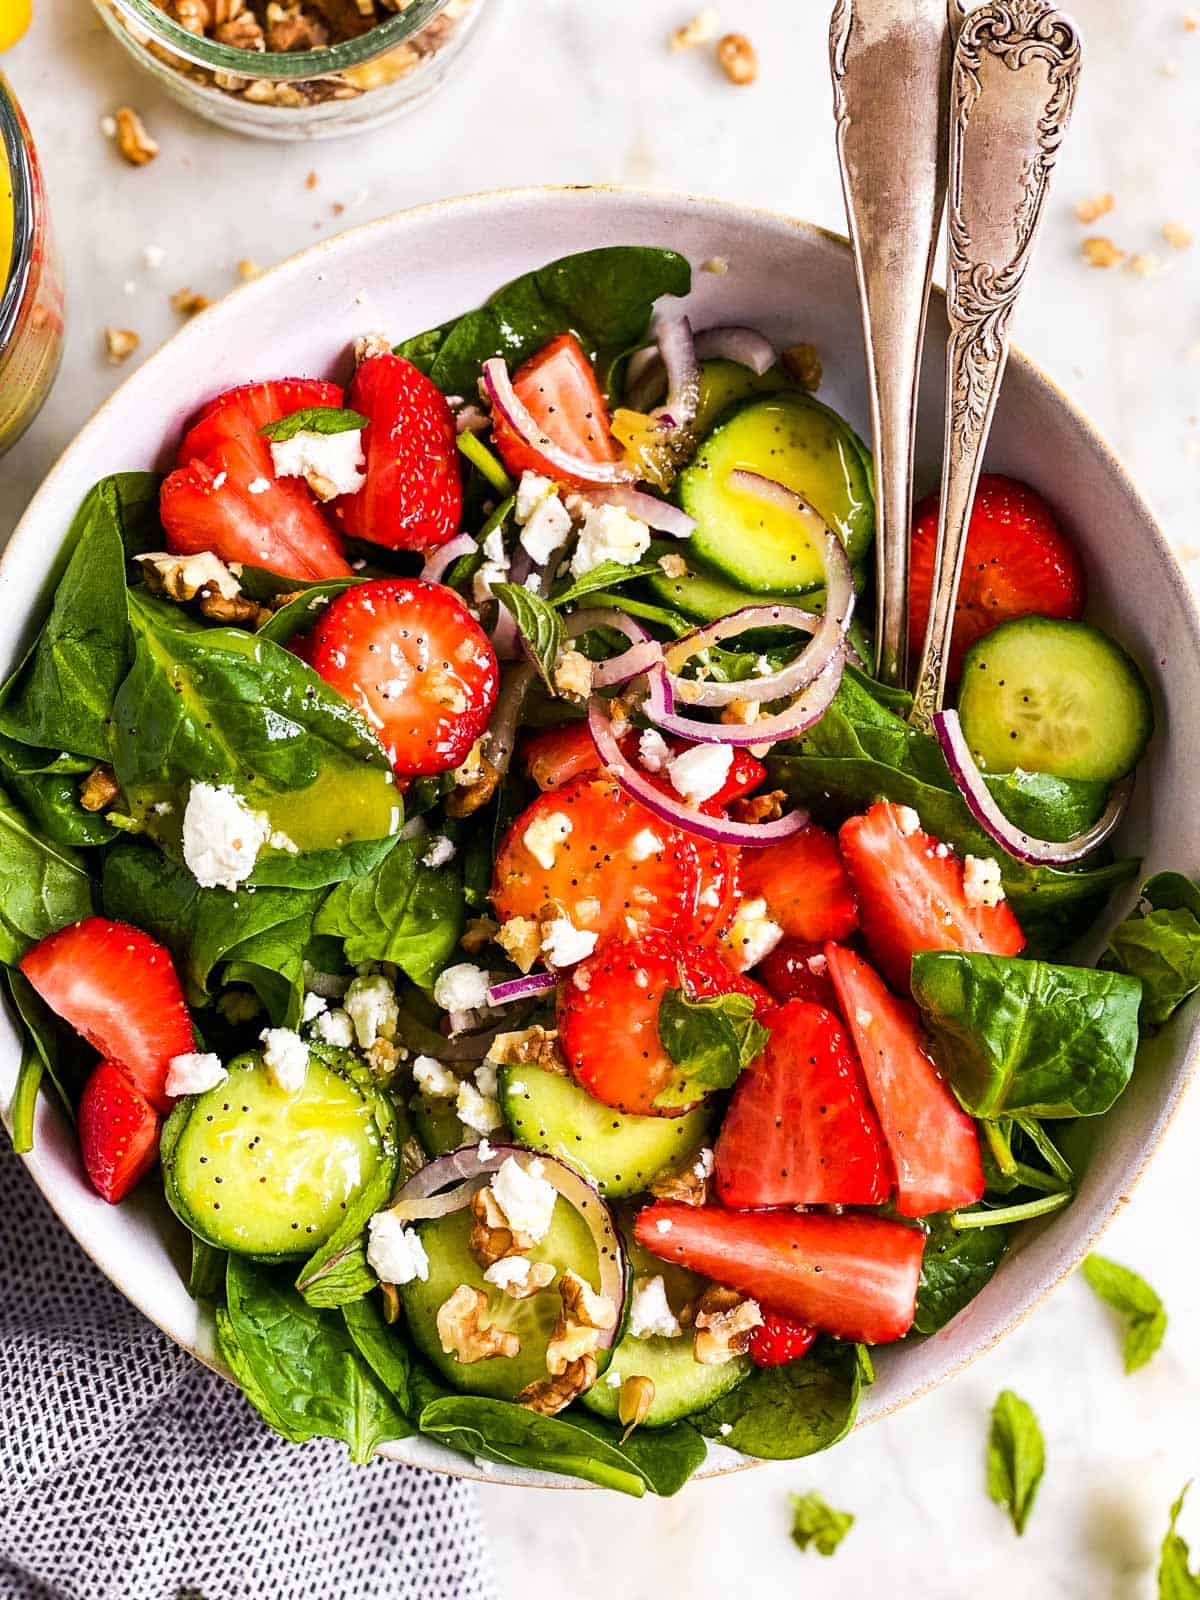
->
[2, 187, 1197, 1487]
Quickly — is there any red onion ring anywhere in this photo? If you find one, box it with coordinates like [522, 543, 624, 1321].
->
[566, 609, 653, 646]
[646, 641, 848, 748]
[652, 313, 701, 433]
[591, 637, 665, 688]
[421, 532, 478, 584]
[388, 1174, 489, 1222]
[487, 972, 558, 1006]
[625, 325, 776, 411]
[584, 486, 696, 539]
[588, 694, 809, 844]
[482, 358, 636, 487]
[933, 710, 1134, 865]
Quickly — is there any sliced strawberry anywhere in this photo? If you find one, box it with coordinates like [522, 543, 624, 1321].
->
[748, 1310, 818, 1368]
[334, 353, 462, 551]
[162, 379, 352, 583]
[908, 474, 1086, 681]
[558, 932, 757, 1117]
[522, 721, 600, 791]
[20, 918, 194, 1114]
[634, 1203, 925, 1345]
[838, 801, 1024, 992]
[491, 332, 618, 486]
[757, 938, 840, 1011]
[79, 1060, 160, 1204]
[826, 943, 984, 1217]
[690, 831, 742, 945]
[307, 578, 498, 778]
[704, 749, 769, 808]
[714, 1000, 891, 1209]
[738, 822, 858, 943]
[492, 777, 701, 948]
[685, 945, 773, 1015]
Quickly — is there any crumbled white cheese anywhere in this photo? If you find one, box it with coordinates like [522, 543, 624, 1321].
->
[456, 1080, 504, 1136]
[366, 1211, 429, 1286]
[722, 897, 784, 973]
[413, 1054, 458, 1099]
[522, 810, 572, 871]
[344, 974, 398, 1050]
[483, 1255, 538, 1292]
[668, 742, 734, 803]
[520, 494, 572, 565]
[269, 829, 299, 855]
[855, 1008, 874, 1030]
[718, 1422, 733, 1437]
[807, 952, 828, 976]
[895, 805, 922, 837]
[655, 1217, 674, 1235]
[477, 1137, 494, 1162]
[422, 836, 456, 869]
[399, 814, 428, 840]
[247, 477, 271, 495]
[569, 502, 652, 579]
[605, 1368, 623, 1388]
[181, 782, 271, 891]
[628, 828, 663, 863]
[515, 472, 558, 523]
[165, 1051, 227, 1097]
[508, 1079, 527, 1095]
[629, 1275, 682, 1340]
[638, 728, 671, 773]
[301, 991, 328, 1024]
[260, 1027, 309, 1093]
[270, 427, 365, 498]
[481, 526, 507, 565]
[693, 1147, 715, 1180]
[473, 556, 509, 606]
[434, 963, 493, 1013]
[490, 1156, 557, 1242]
[314, 1008, 355, 1049]
[963, 854, 1005, 907]
[474, 1060, 499, 1099]
[540, 915, 598, 969]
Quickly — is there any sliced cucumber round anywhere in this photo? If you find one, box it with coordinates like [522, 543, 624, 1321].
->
[410, 1092, 471, 1158]
[957, 616, 1154, 783]
[162, 1046, 396, 1260]
[400, 1202, 611, 1400]
[644, 558, 823, 625]
[498, 1064, 714, 1198]
[678, 392, 874, 593]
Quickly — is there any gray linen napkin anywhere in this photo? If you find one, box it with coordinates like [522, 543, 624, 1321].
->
[0, 1136, 496, 1600]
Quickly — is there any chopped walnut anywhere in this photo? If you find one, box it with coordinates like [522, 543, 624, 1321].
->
[1163, 221, 1194, 250]
[657, 552, 688, 579]
[560, 1270, 618, 1333]
[495, 916, 541, 974]
[354, 331, 393, 365]
[171, 0, 211, 33]
[467, 1186, 532, 1269]
[1082, 236, 1125, 269]
[103, 327, 140, 366]
[729, 788, 786, 825]
[1074, 193, 1114, 224]
[693, 1285, 763, 1365]
[436, 1284, 519, 1364]
[517, 1355, 597, 1415]
[460, 915, 500, 955]
[717, 32, 757, 84]
[171, 287, 213, 317]
[138, 550, 241, 604]
[79, 765, 120, 814]
[198, 591, 272, 627]
[237, 258, 264, 282]
[366, 1036, 401, 1078]
[265, 1, 329, 50]
[488, 1259, 557, 1299]
[670, 7, 718, 50]
[487, 1024, 567, 1074]
[553, 648, 593, 701]
[720, 698, 761, 728]
[1129, 252, 1163, 278]
[445, 741, 500, 817]
[781, 342, 822, 391]
[114, 107, 159, 166]
[214, 9, 265, 46]
[649, 1161, 711, 1208]
[618, 1375, 656, 1438]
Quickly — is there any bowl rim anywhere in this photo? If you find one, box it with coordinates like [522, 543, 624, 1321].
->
[5, 182, 1199, 1488]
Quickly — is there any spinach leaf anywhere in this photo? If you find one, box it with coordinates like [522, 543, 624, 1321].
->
[8, 1038, 42, 1153]
[913, 1212, 1009, 1334]
[1082, 1253, 1166, 1373]
[491, 583, 565, 692]
[789, 1491, 855, 1556]
[189, 1239, 226, 1302]
[256, 578, 364, 647]
[259, 407, 367, 442]
[0, 734, 117, 847]
[656, 989, 768, 1106]
[220, 1257, 411, 1461]
[0, 785, 94, 965]
[987, 1389, 1044, 1535]
[550, 558, 666, 608]
[296, 1146, 401, 1309]
[341, 1295, 445, 1420]
[397, 247, 692, 399]
[5, 969, 88, 1123]
[313, 835, 464, 989]
[911, 951, 1142, 1118]
[694, 1338, 864, 1460]
[1161, 1485, 1200, 1598]
[1108, 873, 1200, 1030]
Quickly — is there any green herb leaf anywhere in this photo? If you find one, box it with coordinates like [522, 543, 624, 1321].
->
[987, 1389, 1045, 1535]
[1160, 1484, 1200, 1598]
[5, 969, 89, 1127]
[914, 1211, 1010, 1334]
[549, 558, 665, 608]
[655, 988, 769, 1107]
[296, 1140, 404, 1309]
[694, 1338, 865, 1460]
[789, 1491, 855, 1557]
[1108, 873, 1200, 1031]
[491, 583, 566, 692]
[1082, 1253, 1167, 1373]
[0, 784, 94, 966]
[456, 430, 513, 496]
[911, 951, 1142, 1118]
[8, 1038, 43, 1154]
[258, 406, 367, 443]
[188, 1239, 226, 1302]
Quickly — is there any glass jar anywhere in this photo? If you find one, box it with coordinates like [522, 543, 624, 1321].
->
[91, 0, 493, 140]
[0, 77, 64, 458]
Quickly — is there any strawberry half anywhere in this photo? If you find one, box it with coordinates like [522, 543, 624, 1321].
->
[20, 917, 194, 1113]
[334, 353, 462, 551]
[79, 1060, 160, 1204]
[491, 332, 618, 486]
[748, 1310, 818, 1368]
[757, 938, 840, 1011]
[738, 822, 859, 943]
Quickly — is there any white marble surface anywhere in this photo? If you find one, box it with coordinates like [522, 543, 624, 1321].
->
[2, 0, 1200, 1594]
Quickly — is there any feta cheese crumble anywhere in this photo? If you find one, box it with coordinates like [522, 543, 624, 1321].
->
[519, 494, 571, 565]
[522, 811, 572, 871]
[260, 1027, 309, 1093]
[422, 836, 456, 869]
[895, 805, 922, 837]
[540, 915, 598, 969]
[433, 963, 492, 1013]
[483, 1256, 534, 1292]
[638, 728, 670, 773]
[344, 974, 398, 1050]
[963, 854, 1005, 907]
[722, 897, 784, 972]
[474, 1061, 499, 1099]
[456, 1080, 504, 1136]
[514, 471, 558, 523]
[314, 1008, 355, 1049]
[269, 427, 365, 499]
[181, 782, 271, 891]
[569, 502, 652, 580]
[301, 991, 328, 1024]
[628, 1275, 682, 1340]
[165, 1051, 227, 1097]
[366, 1211, 429, 1286]
[413, 1055, 458, 1099]
[628, 828, 663, 863]
[490, 1156, 557, 1242]
[668, 742, 734, 803]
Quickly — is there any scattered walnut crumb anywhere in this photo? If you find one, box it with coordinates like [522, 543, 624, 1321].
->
[618, 1375, 656, 1439]
[79, 765, 120, 813]
[171, 287, 213, 317]
[445, 741, 500, 817]
[517, 1355, 596, 1415]
[103, 326, 140, 365]
[1163, 221, 1194, 250]
[553, 647, 593, 701]
[494, 916, 541, 975]
[488, 1024, 567, 1074]
[693, 1285, 763, 1365]
[354, 331, 392, 365]
[729, 788, 786, 825]
[658, 552, 688, 579]
[1074, 193, 1114, 224]
[114, 107, 159, 167]
[717, 32, 757, 85]
[460, 915, 499, 955]
[467, 1186, 532, 1269]
[649, 1160, 711, 1208]
[198, 591, 272, 628]
[1082, 236, 1125, 269]
[1129, 252, 1163, 277]
[331, 201, 346, 216]
[305, 170, 319, 190]
[436, 1284, 519, 1364]
[781, 342, 822, 391]
[670, 7, 718, 51]
[701, 256, 729, 275]
[236, 258, 264, 282]
[1185, 9, 1199, 29]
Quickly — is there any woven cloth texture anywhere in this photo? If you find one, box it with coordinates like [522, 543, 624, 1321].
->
[0, 1136, 496, 1600]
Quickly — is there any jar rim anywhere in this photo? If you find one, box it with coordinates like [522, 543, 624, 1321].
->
[0, 79, 34, 361]
[103, 0, 453, 78]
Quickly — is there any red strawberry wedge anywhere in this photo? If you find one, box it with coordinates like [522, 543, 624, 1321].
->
[748, 1310, 818, 1369]
[738, 822, 858, 943]
[79, 1060, 160, 1204]
[826, 942, 984, 1217]
[335, 354, 462, 551]
[491, 332, 618, 486]
[20, 917, 194, 1114]
[634, 1203, 925, 1345]
[714, 1000, 891, 1209]
[757, 938, 840, 1011]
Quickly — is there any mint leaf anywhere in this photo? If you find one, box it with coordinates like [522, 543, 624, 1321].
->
[1161, 1484, 1200, 1598]
[491, 583, 565, 692]
[655, 988, 768, 1107]
[987, 1390, 1045, 1535]
[550, 558, 664, 608]
[1082, 1253, 1167, 1373]
[789, 1491, 854, 1557]
[259, 407, 367, 443]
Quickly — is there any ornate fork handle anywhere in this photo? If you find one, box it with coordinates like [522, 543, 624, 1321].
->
[908, 0, 1082, 731]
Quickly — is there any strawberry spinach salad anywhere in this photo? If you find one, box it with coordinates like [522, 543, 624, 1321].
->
[2, 245, 1190, 1493]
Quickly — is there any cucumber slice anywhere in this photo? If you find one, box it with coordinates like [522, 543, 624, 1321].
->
[400, 1201, 611, 1399]
[498, 1064, 714, 1198]
[162, 1046, 396, 1260]
[410, 1092, 471, 1157]
[957, 617, 1154, 783]
[644, 559, 821, 625]
[690, 358, 788, 437]
[678, 392, 874, 593]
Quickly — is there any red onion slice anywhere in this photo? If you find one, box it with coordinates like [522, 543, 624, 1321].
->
[653, 312, 701, 433]
[487, 972, 558, 1006]
[389, 1174, 490, 1222]
[421, 532, 478, 585]
[933, 710, 1134, 866]
[395, 1144, 627, 1338]
[591, 637, 665, 688]
[566, 609, 653, 646]
[648, 642, 848, 748]
[624, 325, 776, 411]
[584, 486, 696, 539]
[588, 694, 810, 844]
[482, 358, 636, 487]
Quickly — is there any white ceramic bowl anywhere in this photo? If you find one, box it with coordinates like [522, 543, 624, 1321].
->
[3, 187, 1198, 1489]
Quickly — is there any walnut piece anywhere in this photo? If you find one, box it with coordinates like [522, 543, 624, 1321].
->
[781, 342, 822, 391]
[1082, 236, 1125, 269]
[553, 648, 593, 701]
[114, 107, 159, 166]
[171, 287, 213, 317]
[517, 1355, 597, 1415]
[649, 1160, 711, 1208]
[494, 916, 541, 974]
[1074, 193, 1114, 224]
[487, 1024, 566, 1074]
[545, 1270, 616, 1377]
[265, 1, 329, 50]
[79, 765, 120, 814]
[1163, 221, 1194, 250]
[137, 550, 241, 604]
[489, 1259, 557, 1300]
[467, 1186, 533, 1269]
[671, 8, 718, 50]
[170, 0, 211, 34]
[354, 331, 393, 365]
[657, 552, 688, 579]
[693, 1285, 763, 1365]
[560, 1270, 618, 1333]
[436, 1284, 519, 1364]
[729, 788, 786, 825]
[197, 591, 272, 628]
[717, 32, 757, 85]
[104, 327, 140, 366]
[460, 915, 500, 955]
[445, 742, 500, 817]
[237, 258, 264, 282]
[214, 9, 266, 46]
